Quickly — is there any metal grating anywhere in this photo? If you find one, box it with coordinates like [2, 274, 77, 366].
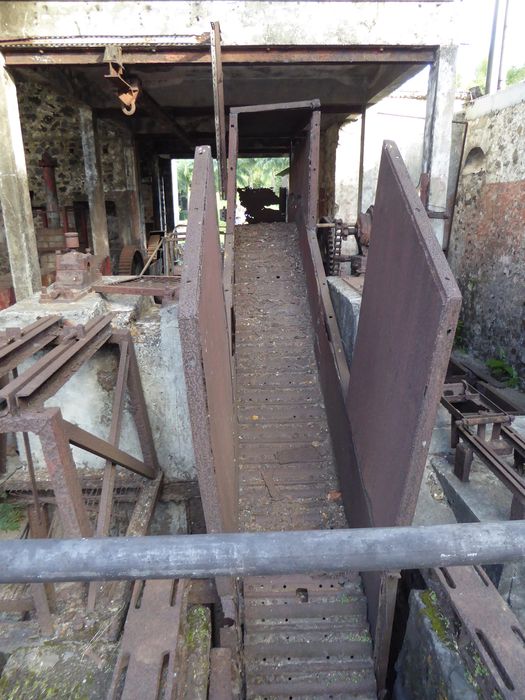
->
[243, 574, 376, 699]
[234, 222, 347, 532]
[234, 222, 376, 697]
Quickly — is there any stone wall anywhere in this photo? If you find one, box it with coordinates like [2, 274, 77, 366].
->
[0, 76, 137, 283]
[448, 83, 525, 388]
[16, 79, 130, 209]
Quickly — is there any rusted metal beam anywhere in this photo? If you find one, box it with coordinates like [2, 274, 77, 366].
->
[107, 579, 189, 700]
[210, 22, 227, 198]
[97, 473, 163, 637]
[225, 111, 238, 237]
[231, 99, 320, 115]
[64, 420, 155, 479]
[431, 565, 525, 700]
[93, 275, 180, 301]
[2, 45, 436, 67]
[1, 521, 525, 584]
[87, 336, 130, 611]
[0, 314, 113, 412]
[0, 407, 93, 538]
[37, 408, 92, 538]
[125, 340, 160, 475]
[0, 316, 61, 376]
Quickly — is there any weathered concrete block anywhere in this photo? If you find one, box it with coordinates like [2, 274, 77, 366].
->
[0, 641, 116, 699]
[327, 276, 361, 368]
[394, 589, 478, 700]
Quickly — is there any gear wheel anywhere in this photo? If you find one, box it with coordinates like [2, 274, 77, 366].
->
[118, 245, 145, 275]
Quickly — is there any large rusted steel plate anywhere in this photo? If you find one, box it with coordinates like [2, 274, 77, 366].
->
[179, 146, 237, 533]
[347, 140, 461, 529]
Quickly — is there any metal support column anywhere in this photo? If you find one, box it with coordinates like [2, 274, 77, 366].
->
[422, 46, 458, 248]
[79, 106, 110, 260]
[0, 52, 41, 300]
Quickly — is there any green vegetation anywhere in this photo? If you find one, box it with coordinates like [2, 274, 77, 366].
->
[506, 64, 525, 86]
[174, 156, 288, 221]
[186, 605, 211, 652]
[454, 319, 465, 351]
[420, 589, 454, 648]
[474, 58, 488, 90]
[236, 157, 288, 189]
[486, 353, 519, 388]
[0, 495, 24, 532]
[467, 58, 525, 91]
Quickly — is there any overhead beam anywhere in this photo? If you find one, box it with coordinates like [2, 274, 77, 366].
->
[0, 520, 524, 584]
[98, 104, 361, 119]
[2, 45, 437, 67]
[137, 89, 193, 149]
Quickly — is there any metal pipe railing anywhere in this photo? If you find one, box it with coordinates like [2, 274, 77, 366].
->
[1, 521, 525, 584]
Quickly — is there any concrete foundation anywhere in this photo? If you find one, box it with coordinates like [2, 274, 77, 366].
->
[0, 286, 195, 481]
[327, 276, 361, 367]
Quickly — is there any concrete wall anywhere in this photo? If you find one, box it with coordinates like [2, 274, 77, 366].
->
[335, 90, 467, 224]
[448, 82, 525, 388]
[0, 2, 458, 46]
[335, 93, 428, 221]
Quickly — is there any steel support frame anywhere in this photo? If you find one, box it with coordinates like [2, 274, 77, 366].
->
[0, 319, 158, 538]
[0, 408, 92, 537]
[2, 44, 436, 67]
[442, 381, 525, 519]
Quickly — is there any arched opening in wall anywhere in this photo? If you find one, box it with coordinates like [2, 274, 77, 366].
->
[463, 146, 486, 175]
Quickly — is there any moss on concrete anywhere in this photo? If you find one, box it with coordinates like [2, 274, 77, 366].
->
[420, 589, 455, 649]
[186, 605, 210, 653]
[182, 606, 211, 700]
[0, 641, 116, 699]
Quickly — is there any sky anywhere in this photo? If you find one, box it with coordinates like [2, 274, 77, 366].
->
[402, 0, 525, 94]
[456, 0, 525, 88]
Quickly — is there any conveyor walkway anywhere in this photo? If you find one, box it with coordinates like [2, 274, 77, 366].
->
[234, 222, 377, 699]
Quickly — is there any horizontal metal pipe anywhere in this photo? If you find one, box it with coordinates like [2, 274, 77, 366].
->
[2, 521, 525, 584]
